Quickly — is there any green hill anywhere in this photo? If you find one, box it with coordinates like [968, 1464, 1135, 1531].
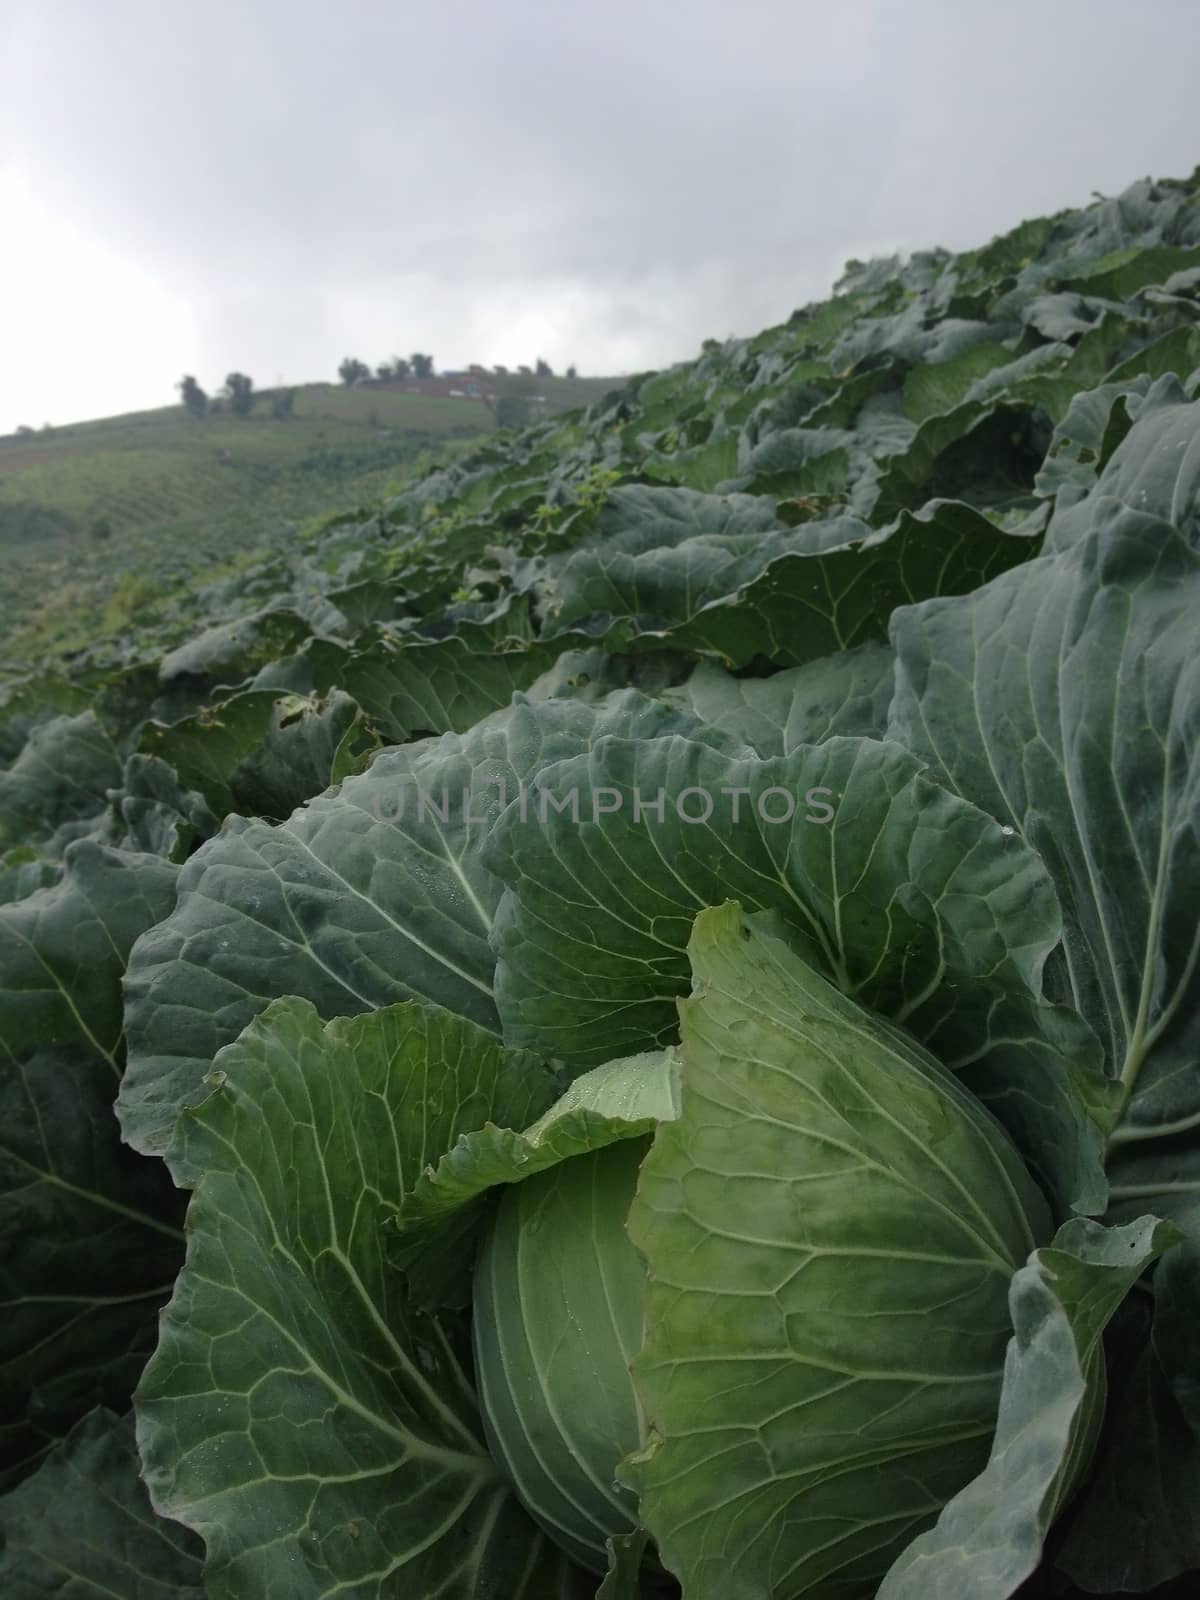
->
[0, 373, 619, 662]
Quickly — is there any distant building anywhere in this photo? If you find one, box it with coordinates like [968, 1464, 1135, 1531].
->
[352, 370, 516, 404]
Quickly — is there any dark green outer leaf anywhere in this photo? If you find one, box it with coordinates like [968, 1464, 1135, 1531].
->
[0, 848, 60, 908]
[877, 1216, 1179, 1600]
[0, 1407, 205, 1598]
[488, 731, 1063, 1062]
[306, 634, 567, 743]
[1043, 379, 1200, 553]
[142, 686, 377, 820]
[103, 752, 217, 860]
[0, 674, 91, 767]
[581, 499, 1040, 669]
[0, 840, 185, 1485]
[0, 712, 123, 852]
[1, 1045, 186, 1489]
[137, 996, 591, 1599]
[117, 691, 731, 1158]
[903, 343, 1014, 422]
[0, 840, 178, 1071]
[889, 501, 1200, 1231]
[1033, 377, 1150, 506]
[1053, 1239, 1200, 1592]
[548, 527, 804, 633]
[156, 608, 315, 687]
[1059, 244, 1200, 301]
[486, 730, 1108, 1216]
[662, 642, 895, 756]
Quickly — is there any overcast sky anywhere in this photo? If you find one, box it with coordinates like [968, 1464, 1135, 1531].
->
[1, 0, 1197, 432]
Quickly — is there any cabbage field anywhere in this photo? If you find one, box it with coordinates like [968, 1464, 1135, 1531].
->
[1, 169, 1199, 1598]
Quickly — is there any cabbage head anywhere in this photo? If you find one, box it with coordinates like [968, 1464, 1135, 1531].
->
[473, 1133, 653, 1575]
[472, 904, 1065, 1595]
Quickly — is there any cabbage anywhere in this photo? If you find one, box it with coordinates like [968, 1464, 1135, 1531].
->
[16, 172, 1197, 1598]
[473, 1135, 652, 1575]
[624, 904, 1060, 1596]
[475, 904, 1068, 1592]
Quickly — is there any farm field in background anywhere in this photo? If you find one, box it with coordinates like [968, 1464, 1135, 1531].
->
[0, 374, 617, 663]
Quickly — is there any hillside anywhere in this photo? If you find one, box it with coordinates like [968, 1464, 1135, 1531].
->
[0, 372, 619, 662]
[1, 168, 1199, 1600]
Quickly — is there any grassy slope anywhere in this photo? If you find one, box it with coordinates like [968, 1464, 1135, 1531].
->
[0, 375, 619, 661]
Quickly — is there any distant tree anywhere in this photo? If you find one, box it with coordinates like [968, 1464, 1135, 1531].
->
[410, 352, 434, 378]
[16, 424, 34, 434]
[391, 356, 411, 379]
[535, 357, 553, 377]
[90, 516, 113, 541]
[222, 372, 255, 417]
[517, 364, 533, 376]
[375, 363, 393, 380]
[493, 364, 509, 377]
[177, 375, 208, 417]
[338, 357, 370, 385]
[271, 387, 297, 419]
[493, 367, 536, 432]
[566, 364, 577, 378]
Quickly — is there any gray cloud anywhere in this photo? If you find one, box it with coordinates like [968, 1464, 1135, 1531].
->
[2, 0, 1197, 427]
